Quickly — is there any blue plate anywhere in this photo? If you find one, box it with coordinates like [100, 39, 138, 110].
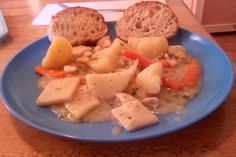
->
[0, 22, 234, 142]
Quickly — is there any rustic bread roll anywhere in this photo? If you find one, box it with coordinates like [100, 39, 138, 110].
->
[115, 1, 178, 41]
[48, 7, 108, 46]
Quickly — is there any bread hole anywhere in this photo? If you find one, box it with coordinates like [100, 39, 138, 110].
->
[125, 16, 130, 23]
[73, 31, 77, 36]
[91, 30, 95, 34]
[96, 17, 100, 21]
[154, 6, 161, 11]
[149, 9, 154, 17]
[143, 26, 150, 32]
[135, 21, 142, 29]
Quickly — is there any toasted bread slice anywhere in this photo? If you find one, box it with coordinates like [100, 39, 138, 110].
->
[48, 7, 108, 46]
[115, 1, 178, 41]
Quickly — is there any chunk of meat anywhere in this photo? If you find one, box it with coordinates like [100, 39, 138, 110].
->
[72, 45, 92, 57]
[97, 35, 112, 48]
[142, 97, 159, 113]
[63, 65, 78, 73]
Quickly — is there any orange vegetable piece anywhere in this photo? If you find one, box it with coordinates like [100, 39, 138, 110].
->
[181, 59, 201, 87]
[35, 65, 68, 78]
[162, 77, 183, 90]
[122, 50, 153, 68]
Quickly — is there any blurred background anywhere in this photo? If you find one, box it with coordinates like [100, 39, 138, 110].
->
[183, 0, 236, 60]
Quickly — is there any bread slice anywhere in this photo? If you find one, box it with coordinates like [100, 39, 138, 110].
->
[48, 7, 108, 46]
[115, 1, 178, 41]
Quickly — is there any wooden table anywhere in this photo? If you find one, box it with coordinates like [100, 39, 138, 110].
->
[0, 0, 235, 156]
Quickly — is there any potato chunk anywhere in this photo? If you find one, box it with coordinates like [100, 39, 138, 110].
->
[36, 77, 80, 106]
[128, 36, 168, 59]
[65, 87, 101, 122]
[112, 100, 158, 131]
[42, 36, 73, 69]
[136, 63, 163, 94]
[86, 61, 138, 100]
[89, 38, 134, 73]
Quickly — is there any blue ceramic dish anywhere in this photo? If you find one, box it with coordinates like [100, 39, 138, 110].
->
[0, 22, 234, 142]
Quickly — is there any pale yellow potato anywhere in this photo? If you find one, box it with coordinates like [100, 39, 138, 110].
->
[65, 89, 101, 122]
[128, 36, 168, 59]
[89, 38, 134, 73]
[42, 36, 73, 69]
[136, 63, 163, 94]
[112, 38, 135, 52]
[89, 46, 119, 73]
[86, 61, 138, 100]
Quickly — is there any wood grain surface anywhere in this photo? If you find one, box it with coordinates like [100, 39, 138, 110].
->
[0, 0, 235, 157]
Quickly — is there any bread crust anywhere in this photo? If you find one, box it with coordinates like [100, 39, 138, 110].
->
[115, 1, 178, 41]
[48, 7, 108, 46]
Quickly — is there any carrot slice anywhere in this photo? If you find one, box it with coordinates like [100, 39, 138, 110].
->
[181, 59, 201, 87]
[162, 77, 184, 90]
[122, 50, 153, 68]
[35, 66, 68, 78]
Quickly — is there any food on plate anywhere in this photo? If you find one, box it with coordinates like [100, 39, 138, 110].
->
[36, 77, 80, 106]
[136, 63, 162, 94]
[35, 35, 202, 133]
[64, 87, 101, 122]
[47, 6, 108, 46]
[128, 36, 168, 59]
[41, 36, 73, 69]
[182, 60, 201, 87]
[88, 38, 134, 73]
[112, 100, 158, 131]
[86, 60, 138, 100]
[72, 45, 92, 57]
[35, 2, 201, 134]
[115, 1, 178, 41]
